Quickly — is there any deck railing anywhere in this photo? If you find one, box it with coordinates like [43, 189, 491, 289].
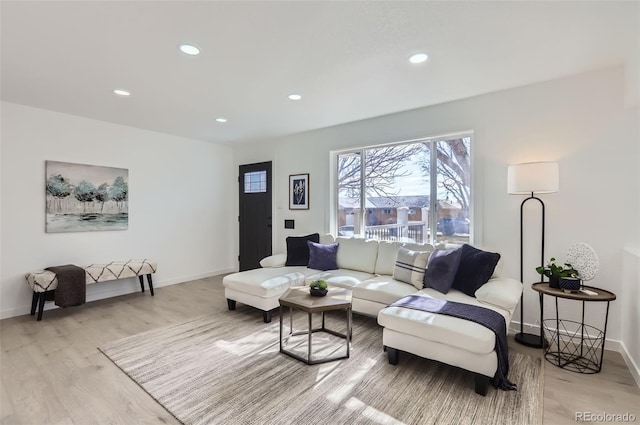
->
[364, 221, 428, 243]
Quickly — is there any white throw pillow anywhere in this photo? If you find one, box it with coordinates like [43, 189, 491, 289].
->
[393, 247, 431, 290]
[492, 256, 504, 278]
[319, 233, 335, 244]
[474, 277, 523, 311]
[336, 237, 379, 273]
[259, 253, 287, 268]
[374, 241, 404, 276]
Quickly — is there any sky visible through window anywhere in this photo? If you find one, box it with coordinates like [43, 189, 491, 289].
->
[387, 158, 429, 196]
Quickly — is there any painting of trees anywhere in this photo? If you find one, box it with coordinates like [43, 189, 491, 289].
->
[95, 183, 110, 213]
[46, 174, 73, 212]
[109, 176, 128, 212]
[74, 180, 96, 212]
[45, 161, 128, 232]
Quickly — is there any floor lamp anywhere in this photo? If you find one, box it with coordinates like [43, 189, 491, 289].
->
[508, 162, 559, 348]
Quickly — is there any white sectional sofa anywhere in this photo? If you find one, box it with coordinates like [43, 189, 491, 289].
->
[222, 234, 522, 395]
[223, 234, 432, 321]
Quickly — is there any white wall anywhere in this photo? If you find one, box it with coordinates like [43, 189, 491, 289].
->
[622, 247, 640, 386]
[232, 67, 639, 370]
[1, 102, 236, 319]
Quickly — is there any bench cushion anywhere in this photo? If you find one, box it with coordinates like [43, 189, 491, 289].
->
[26, 259, 157, 293]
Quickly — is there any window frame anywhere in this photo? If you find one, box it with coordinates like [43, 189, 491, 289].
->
[331, 131, 474, 246]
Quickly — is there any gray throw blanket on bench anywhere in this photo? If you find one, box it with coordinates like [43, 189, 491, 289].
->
[45, 265, 86, 308]
[389, 294, 516, 391]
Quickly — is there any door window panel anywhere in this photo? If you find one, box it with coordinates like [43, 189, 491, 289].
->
[244, 171, 267, 193]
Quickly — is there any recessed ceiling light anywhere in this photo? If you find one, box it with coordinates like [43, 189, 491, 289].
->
[408, 53, 428, 64]
[288, 94, 302, 101]
[179, 43, 200, 55]
[113, 89, 130, 96]
[215, 117, 227, 123]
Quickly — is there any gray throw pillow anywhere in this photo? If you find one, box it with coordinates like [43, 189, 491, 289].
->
[393, 247, 430, 290]
[423, 247, 463, 294]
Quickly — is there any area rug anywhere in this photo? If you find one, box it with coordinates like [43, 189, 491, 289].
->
[99, 312, 543, 425]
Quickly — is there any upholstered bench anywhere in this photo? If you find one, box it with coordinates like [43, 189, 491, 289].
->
[25, 259, 157, 321]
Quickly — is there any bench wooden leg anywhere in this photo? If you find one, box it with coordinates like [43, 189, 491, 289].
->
[146, 274, 154, 296]
[37, 292, 46, 321]
[138, 274, 154, 295]
[31, 291, 39, 315]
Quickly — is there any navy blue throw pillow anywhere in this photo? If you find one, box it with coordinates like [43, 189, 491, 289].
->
[307, 241, 339, 271]
[423, 248, 463, 294]
[285, 233, 320, 266]
[451, 244, 501, 297]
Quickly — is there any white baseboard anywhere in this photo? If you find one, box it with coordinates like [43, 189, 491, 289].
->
[509, 320, 540, 336]
[155, 268, 234, 287]
[620, 341, 640, 387]
[0, 268, 234, 320]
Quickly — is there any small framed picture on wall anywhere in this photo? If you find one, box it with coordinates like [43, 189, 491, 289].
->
[289, 173, 309, 210]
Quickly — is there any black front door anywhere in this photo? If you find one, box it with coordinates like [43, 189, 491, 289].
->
[238, 161, 272, 271]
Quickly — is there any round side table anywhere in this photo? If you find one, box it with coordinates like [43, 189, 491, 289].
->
[531, 282, 616, 374]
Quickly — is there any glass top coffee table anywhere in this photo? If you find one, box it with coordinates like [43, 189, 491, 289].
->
[279, 285, 352, 365]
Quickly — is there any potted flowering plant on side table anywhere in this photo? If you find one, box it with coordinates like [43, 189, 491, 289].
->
[536, 258, 579, 289]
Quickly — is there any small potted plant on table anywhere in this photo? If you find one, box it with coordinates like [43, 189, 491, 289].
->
[309, 280, 328, 297]
[536, 258, 579, 289]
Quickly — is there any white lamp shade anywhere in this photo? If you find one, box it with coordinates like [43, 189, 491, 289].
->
[507, 162, 559, 194]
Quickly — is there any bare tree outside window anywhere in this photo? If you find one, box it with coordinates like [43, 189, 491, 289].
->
[338, 145, 422, 199]
[336, 134, 472, 245]
[419, 138, 471, 217]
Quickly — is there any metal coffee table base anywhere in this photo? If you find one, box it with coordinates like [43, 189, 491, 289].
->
[279, 306, 352, 365]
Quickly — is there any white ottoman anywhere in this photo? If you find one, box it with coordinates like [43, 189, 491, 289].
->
[377, 288, 516, 395]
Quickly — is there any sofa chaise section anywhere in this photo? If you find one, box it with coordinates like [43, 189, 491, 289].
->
[378, 278, 522, 395]
[223, 266, 318, 322]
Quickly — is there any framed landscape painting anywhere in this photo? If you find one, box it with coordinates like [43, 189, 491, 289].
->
[289, 173, 309, 210]
[45, 161, 128, 233]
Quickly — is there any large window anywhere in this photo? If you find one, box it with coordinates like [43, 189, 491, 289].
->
[335, 133, 472, 246]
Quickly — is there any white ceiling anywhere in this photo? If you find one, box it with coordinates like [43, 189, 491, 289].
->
[1, 1, 638, 144]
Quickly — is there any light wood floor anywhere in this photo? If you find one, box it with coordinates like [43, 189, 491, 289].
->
[1, 276, 638, 425]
